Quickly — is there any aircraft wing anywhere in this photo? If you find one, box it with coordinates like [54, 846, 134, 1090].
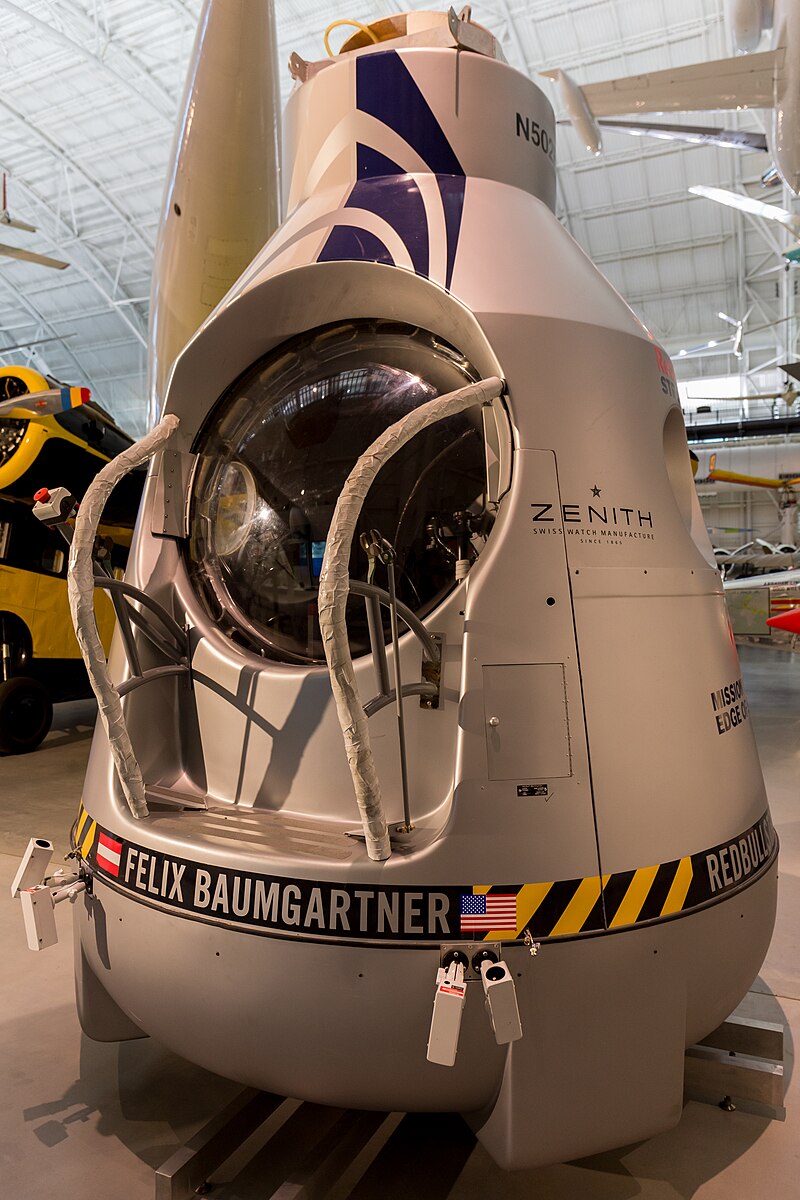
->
[707, 452, 800, 490]
[577, 49, 779, 116]
[710, 466, 789, 489]
[692, 392, 788, 401]
[588, 119, 768, 153]
[725, 568, 800, 591]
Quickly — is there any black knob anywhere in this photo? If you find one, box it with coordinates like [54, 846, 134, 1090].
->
[471, 948, 499, 973]
[442, 949, 470, 971]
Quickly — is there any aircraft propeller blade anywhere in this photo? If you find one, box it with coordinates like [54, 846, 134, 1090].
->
[0, 385, 89, 418]
[0, 335, 69, 355]
[585, 119, 769, 153]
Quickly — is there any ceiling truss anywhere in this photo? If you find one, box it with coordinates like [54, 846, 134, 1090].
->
[0, 0, 796, 435]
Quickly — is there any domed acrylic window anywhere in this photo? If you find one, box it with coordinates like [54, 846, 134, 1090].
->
[187, 321, 492, 664]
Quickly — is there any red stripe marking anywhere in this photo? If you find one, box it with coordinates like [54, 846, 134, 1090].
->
[95, 850, 120, 877]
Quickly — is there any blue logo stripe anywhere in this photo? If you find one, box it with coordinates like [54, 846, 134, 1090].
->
[356, 143, 403, 180]
[437, 175, 466, 292]
[318, 224, 394, 268]
[356, 51, 465, 288]
[355, 52, 464, 178]
[316, 51, 465, 288]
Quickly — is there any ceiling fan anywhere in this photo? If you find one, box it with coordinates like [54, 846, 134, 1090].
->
[0, 173, 68, 270]
[676, 307, 752, 359]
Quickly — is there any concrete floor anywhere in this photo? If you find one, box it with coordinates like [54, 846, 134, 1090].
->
[1, 646, 799, 1198]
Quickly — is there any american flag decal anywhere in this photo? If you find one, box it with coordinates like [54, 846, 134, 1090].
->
[96, 831, 123, 877]
[460, 892, 517, 932]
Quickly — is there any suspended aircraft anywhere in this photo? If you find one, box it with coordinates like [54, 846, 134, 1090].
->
[542, 0, 800, 194]
[722, 560, 800, 641]
[0, 365, 142, 752]
[725, 563, 800, 590]
[709, 451, 800, 491]
[693, 441, 800, 482]
[715, 539, 800, 576]
[690, 442, 800, 570]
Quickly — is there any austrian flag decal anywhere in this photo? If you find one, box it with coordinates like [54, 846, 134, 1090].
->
[96, 831, 123, 877]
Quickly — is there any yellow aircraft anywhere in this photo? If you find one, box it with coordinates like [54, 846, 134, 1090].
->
[0, 365, 142, 752]
[708, 451, 800, 491]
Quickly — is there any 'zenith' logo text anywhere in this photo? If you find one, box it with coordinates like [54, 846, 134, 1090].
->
[531, 503, 653, 527]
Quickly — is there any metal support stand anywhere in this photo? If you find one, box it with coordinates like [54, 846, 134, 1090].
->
[154, 1090, 404, 1200]
[145, 1009, 784, 1197]
[155, 1090, 283, 1199]
[684, 1014, 785, 1120]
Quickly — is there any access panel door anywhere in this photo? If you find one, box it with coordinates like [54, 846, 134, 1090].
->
[483, 662, 572, 781]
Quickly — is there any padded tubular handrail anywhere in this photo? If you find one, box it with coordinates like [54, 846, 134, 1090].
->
[67, 414, 180, 819]
[317, 376, 504, 861]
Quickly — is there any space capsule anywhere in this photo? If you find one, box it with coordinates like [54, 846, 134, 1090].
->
[63, 8, 776, 1170]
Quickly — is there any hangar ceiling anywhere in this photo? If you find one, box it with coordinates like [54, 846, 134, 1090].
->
[0, 0, 796, 435]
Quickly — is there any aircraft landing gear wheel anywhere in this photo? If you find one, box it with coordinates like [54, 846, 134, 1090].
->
[0, 677, 53, 754]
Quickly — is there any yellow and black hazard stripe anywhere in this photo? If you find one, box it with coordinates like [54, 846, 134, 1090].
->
[72, 801, 777, 947]
[472, 810, 776, 941]
[472, 857, 696, 941]
[73, 802, 98, 863]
